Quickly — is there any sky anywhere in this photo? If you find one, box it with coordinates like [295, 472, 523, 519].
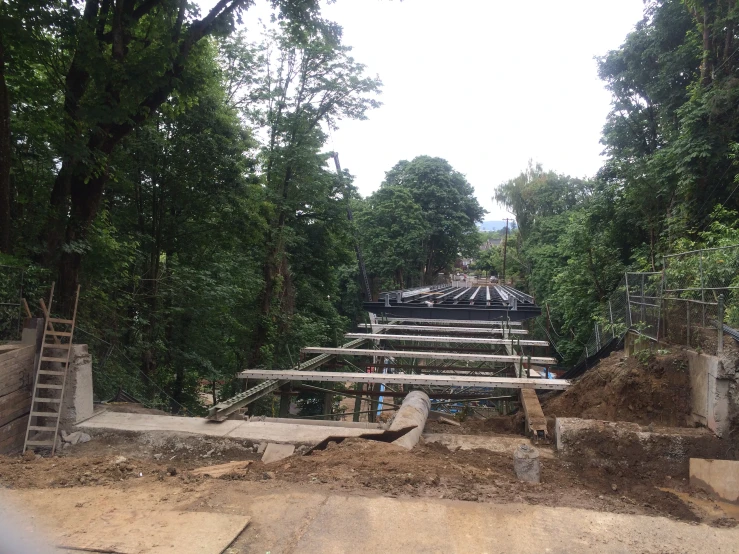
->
[230, 0, 647, 219]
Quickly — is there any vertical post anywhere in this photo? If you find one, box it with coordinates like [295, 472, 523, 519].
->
[279, 384, 291, 417]
[624, 273, 632, 327]
[700, 250, 705, 327]
[640, 273, 646, 326]
[609, 300, 615, 339]
[717, 294, 724, 354]
[595, 322, 601, 351]
[686, 301, 691, 347]
[352, 382, 363, 422]
[502, 218, 510, 283]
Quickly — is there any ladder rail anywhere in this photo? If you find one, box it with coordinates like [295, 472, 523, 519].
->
[24, 283, 55, 453]
[23, 284, 81, 456]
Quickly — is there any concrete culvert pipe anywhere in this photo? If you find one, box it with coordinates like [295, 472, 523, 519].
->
[390, 390, 431, 449]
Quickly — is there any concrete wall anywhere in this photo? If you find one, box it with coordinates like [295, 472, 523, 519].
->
[0, 344, 35, 454]
[686, 350, 733, 437]
[690, 458, 739, 504]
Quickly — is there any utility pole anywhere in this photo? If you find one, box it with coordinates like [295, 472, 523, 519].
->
[501, 218, 510, 283]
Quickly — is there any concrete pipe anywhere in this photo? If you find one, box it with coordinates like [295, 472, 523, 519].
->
[390, 390, 431, 449]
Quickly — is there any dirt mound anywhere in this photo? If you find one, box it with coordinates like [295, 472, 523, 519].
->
[543, 350, 692, 426]
[425, 414, 523, 435]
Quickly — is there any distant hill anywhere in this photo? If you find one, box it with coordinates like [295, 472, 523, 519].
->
[477, 220, 515, 231]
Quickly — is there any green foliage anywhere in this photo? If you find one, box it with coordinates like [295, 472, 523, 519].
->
[358, 156, 485, 286]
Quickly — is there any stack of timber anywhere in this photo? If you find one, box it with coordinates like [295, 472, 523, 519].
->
[0, 344, 35, 454]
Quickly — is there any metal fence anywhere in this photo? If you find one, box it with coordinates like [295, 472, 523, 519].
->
[660, 245, 739, 355]
[576, 244, 739, 363]
[0, 265, 24, 343]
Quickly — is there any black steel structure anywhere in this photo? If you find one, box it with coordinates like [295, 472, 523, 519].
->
[363, 284, 541, 321]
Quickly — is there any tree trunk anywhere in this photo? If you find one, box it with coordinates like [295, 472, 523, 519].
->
[0, 37, 11, 253]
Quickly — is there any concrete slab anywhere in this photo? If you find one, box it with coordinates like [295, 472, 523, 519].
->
[76, 411, 387, 445]
[423, 433, 554, 459]
[690, 458, 739, 503]
[77, 411, 244, 437]
[262, 443, 295, 464]
[226, 421, 386, 443]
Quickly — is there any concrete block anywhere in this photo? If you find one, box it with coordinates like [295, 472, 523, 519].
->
[261, 443, 295, 464]
[257, 441, 268, 454]
[686, 350, 731, 437]
[61, 344, 94, 426]
[513, 444, 540, 483]
[690, 458, 739, 503]
[555, 417, 726, 476]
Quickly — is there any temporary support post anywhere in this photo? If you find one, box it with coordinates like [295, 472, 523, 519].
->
[352, 382, 363, 422]
[717, 294, 724, 354]
[279, 384, 292, 417]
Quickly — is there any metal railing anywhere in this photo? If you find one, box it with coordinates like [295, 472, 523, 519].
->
[576, 244, 739, 363]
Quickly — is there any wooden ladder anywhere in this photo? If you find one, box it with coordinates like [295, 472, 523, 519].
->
[23, 283, 81, 455]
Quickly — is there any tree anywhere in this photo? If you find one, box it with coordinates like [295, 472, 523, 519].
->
[1, 0, 323, 306]
[381, 156, 485, 283]
[229, 21, 381, 366]
[355, 186, 429, 289]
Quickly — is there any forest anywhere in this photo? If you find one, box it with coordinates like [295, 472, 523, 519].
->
[1, 0, 738, 412]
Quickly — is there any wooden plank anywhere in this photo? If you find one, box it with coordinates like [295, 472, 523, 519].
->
[0, 388, 32, 427]
[0, 414, 29, 454]
[300, 347, 557, 365]
[0, 363, 34, 397]
[239, 370, 570, 391]
[520, 388, 548, 438]
[0, 344, 34, 365]
[345, 333, 549, 346]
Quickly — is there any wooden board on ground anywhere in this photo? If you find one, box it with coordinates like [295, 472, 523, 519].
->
[0, 488, 250, 554]
[191, 460, 253, 478]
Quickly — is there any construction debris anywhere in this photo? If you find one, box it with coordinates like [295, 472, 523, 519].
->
[261, 443, 296, 464]
[192, 460, 253, 477]
[513, 444, 540, 483]
[437, 416, 461, 427]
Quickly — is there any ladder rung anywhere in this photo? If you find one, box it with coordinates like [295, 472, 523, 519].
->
[28, 426, 57, 432]
[48, 318, 74, 324]
[33, 397, 61, 403]
[31, 411, 59, 417]
[41, 356, 68, 363]
[38, 370, 65, 376]
[45, 330, 72, 337]
[43, 342, 71, 350]
[36, 384, 63, 389]
[25, 440, 55, 446]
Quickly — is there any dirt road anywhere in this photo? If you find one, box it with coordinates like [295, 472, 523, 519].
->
[2, 479, 738, 554]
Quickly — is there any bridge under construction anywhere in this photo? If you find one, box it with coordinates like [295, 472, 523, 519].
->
[209, 284, 564, 436]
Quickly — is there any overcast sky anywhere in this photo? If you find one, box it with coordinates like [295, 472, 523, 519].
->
[234, 0, 647, 219]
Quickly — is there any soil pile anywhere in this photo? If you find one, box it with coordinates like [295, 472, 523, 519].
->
[543, 349, 692, 426]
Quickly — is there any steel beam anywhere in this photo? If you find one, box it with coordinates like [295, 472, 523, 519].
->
[207, 338, 367, 421]
[345, 333, 548, 346]
[299, 347, 557, 365]
[382, 318, 522, 326]
[239, 369, 570, 391]
[359, 324, 528, 334]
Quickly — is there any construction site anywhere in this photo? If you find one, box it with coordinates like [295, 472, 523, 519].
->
[0, 260, 738, 554]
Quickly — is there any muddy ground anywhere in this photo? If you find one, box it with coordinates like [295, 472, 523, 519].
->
[0, 429, 736, 528]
